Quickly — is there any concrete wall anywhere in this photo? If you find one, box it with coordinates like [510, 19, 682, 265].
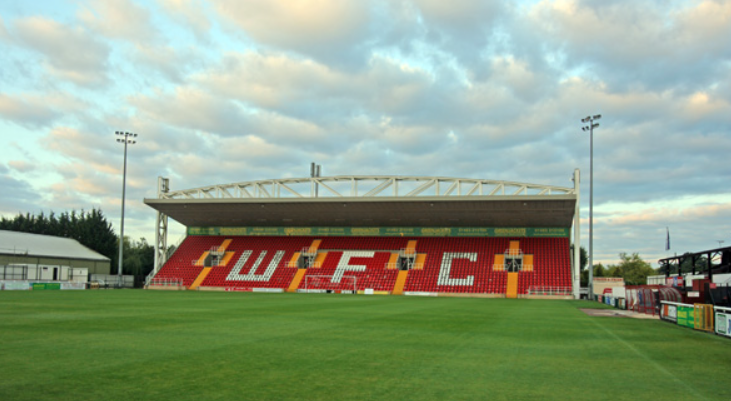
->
[592, 277, 625, 297]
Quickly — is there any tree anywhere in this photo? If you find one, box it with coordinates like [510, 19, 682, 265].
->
[120, 237, 155, 286]
[570, 245, 588, 272]
[594, 263, 606, 277]
[679, 253, 708, 274]
[580, 262, 606, 287]
[79, 209, 117, 271]
[605, 253, 657, 285]
[572, 245, 592, 286]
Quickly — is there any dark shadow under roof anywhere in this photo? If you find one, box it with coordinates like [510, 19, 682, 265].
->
[144, 195, 577, 228]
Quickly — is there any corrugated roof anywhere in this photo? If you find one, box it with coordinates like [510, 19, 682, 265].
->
[0, 230, 110, 261]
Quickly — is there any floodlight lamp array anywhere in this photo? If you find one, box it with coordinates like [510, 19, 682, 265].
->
[581, 114, 601, 131]
[115, 131, 138, 144]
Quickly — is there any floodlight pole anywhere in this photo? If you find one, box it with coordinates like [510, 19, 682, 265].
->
[116, 131, 137, 288]
[581, 115, 600, 300]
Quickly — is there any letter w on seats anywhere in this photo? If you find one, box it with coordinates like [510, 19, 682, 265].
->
[226, 250, 285, 282]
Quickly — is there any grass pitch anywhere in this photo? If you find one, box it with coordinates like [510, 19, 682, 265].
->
[1, 291, 730, 401]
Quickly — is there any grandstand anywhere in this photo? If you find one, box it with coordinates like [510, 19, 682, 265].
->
[144, 173, 582, 298]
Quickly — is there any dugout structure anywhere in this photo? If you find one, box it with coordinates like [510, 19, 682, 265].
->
[144, 172, 583, 298]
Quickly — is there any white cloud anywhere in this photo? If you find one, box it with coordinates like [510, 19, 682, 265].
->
[673, 0, 731, 56]
[211, 0, 371, 65]
[131, 43, 193, 83]
[195, 51, 434, 123]
[412, 0, 505, 53]
[414, 0, 501, 26]
[11, 16, 109, 86]
[8, 160, 34, 173]
[0, 14, 9, 41]
[0, 92, 60, 128]
[78, 0, 159, 43]
[157, 0, 212, 41]
[591, 195, 731, 265]
[129, 86, 252, 136]
[526, 0, 731, 91]
[43, 127, 117, 173]
[0, 169, 44, 215]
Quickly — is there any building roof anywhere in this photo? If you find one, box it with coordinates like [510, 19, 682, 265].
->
[0, 230, 110, 261]
[144, 175, 578, 229]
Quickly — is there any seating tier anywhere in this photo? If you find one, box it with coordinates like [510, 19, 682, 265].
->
[154, 236, 225, 287]
[299, 250, 399, 292]
[154, 235, 572, 294]
[207, 236, 312, 289]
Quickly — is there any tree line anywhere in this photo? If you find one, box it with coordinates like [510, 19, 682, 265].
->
[0, 209, 154, 285]
[574, 246, 658, 286]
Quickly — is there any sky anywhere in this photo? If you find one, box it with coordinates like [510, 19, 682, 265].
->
[1, 0, 730, 267]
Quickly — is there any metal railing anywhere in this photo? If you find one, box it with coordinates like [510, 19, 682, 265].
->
[527, 286, 572, 296]
[148, 277, 184, 287]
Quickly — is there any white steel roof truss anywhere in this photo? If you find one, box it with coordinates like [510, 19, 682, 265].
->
[219, 186, 234, 198]
[511, 185, 527, 195]
[277, 182, 305, 198]
[363, 178, 394, 197]
[315, 179, 343, 197]
[443, 181, 458, 196]
[466, 182, 480, 196]
[255, 183, 271, 198]
[238, 185, 254, 198]
[160, 175, 574, 200]
[405, 179, 437, 197]
[201, 187, 215, 198]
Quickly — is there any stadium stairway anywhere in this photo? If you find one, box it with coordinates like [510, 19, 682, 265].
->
[288, 269, 307, 292]
[392, 270, 409, 295]
[506, 272, 519, 298]
[189, 267, 212, 290]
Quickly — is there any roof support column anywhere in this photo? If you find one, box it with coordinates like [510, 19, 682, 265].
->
[153, 177, 170, 278]
[154, 211, 168, 275]
[573, 168, 581, 300]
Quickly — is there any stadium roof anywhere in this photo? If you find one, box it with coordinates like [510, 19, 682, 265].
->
[0, 230, 110, 261]
[144, 176, 578, 229]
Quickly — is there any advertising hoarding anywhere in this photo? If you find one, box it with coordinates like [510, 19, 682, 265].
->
[188, 226, 570, 238]
[715, 310, 731, 338]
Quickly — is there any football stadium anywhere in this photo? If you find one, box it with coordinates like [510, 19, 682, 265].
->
[143, 173, 582, 298]
[2, 171, 731, 401]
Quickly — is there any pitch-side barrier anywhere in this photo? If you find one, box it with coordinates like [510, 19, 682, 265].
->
[0, 281, 86, 290]
[659, 301, 730, 338]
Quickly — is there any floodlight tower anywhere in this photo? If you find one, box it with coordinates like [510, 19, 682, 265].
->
[116, 131, 137, 287]
[581, 114, 600, 300]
